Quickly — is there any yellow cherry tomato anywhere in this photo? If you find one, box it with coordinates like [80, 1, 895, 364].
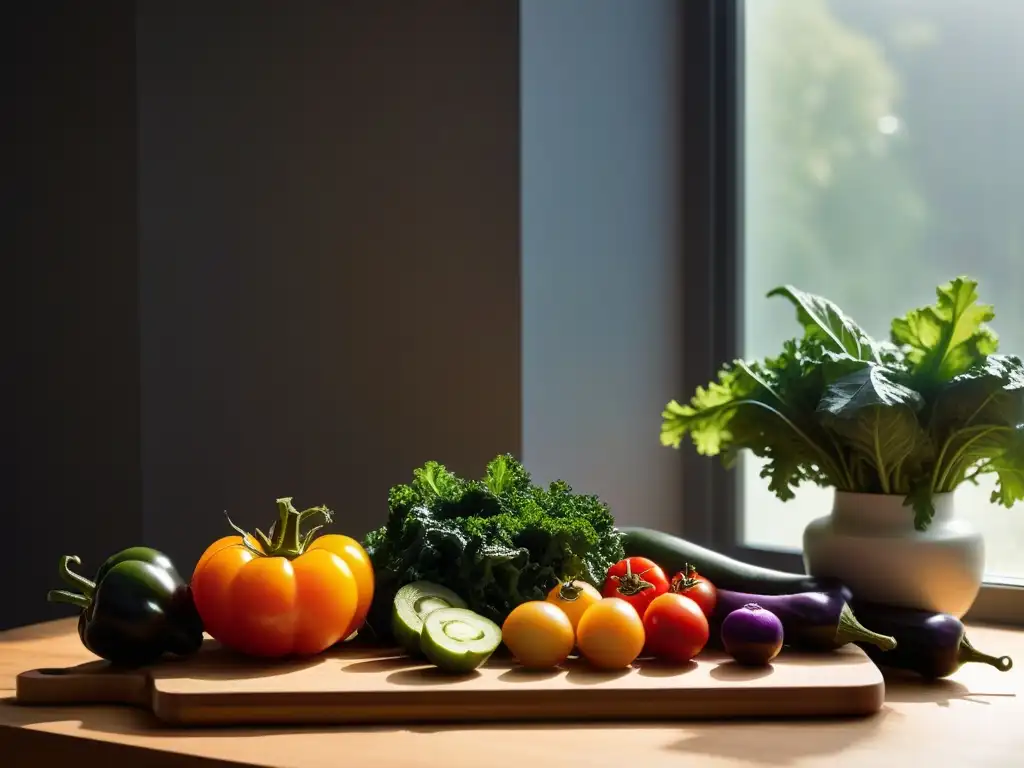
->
[546, 579, 602, 635]
[502, 601, 575, 669]
[576, 597, 645, 670]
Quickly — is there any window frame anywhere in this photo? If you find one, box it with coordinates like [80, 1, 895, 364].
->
[678, 0, 1024, 627]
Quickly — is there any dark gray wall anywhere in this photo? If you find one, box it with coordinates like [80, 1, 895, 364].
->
[7, 4, 142, 631]
[136, 1, 521, 571]
[8, 2, 685, 631]
[521, 0, 684, 533]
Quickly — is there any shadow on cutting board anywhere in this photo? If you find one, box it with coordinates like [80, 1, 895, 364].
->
[708, 661, 774, 682]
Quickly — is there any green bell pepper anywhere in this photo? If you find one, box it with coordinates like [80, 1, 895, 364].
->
[47, 546, 205, 667]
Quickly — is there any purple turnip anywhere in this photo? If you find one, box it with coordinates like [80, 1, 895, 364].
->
[713, 587, 897, 651]
[720, 603, 784, 666]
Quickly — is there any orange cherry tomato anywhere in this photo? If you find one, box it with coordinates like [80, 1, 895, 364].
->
[546, 579, 602, 635]
[576, 597, 645, 670]
[191, 498, 364, 657]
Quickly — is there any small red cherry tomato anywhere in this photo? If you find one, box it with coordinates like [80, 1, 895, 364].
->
[643, 592, 710, 664]
[669, 564, 717, 618]
[603, 557, 669, 618]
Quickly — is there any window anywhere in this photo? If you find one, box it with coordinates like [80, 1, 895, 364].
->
[680, 0, 1023, 624]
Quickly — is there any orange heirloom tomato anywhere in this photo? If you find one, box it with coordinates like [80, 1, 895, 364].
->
[191, 498, 369, 658]
[307, 534, 374, 638]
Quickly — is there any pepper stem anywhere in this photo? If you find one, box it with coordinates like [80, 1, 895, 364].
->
[835, 603, 897, 650]
[47, 589, 91, 610]
[958, 634, 1013, 671]
[56, 555, 96, 598]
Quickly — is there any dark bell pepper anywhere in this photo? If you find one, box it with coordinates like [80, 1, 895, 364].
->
[47, 546, 205, 667]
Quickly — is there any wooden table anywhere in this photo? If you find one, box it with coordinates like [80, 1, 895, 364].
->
[1, 619, 1022, 767]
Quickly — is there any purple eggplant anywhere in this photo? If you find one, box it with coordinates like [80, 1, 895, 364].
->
[850, 601, 1013, 679]
[712, 588, 896, 652]
[720, 603, 784, 665]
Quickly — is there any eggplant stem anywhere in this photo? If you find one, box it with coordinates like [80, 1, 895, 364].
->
[835, 603, 897, 650]
[959, 634, 1013, 671]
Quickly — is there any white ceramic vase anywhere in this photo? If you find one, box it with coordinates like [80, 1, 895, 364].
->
[802, 491, 985, 618]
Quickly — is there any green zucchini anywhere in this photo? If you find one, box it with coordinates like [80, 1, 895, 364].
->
[621, 526, 849, 597]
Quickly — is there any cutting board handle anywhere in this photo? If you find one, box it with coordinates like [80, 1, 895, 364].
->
[16, 663, 151, 708]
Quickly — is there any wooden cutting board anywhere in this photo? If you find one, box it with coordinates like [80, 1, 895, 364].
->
[15, 640, 884, 726]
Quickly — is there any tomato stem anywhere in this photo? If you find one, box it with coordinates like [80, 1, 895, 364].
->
[613, 559, 655, 597]
[670, 563, 700, 593]
[558, 578, 583, 602]
[266, 497, 333, 559]
[222, 499, 334, 560]
[223, 511, 266, 556]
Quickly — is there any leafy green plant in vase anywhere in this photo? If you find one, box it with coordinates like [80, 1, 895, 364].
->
[661, 277, 1024, 617]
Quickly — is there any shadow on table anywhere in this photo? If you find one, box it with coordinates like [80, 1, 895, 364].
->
[662, 710, 891, 765]
[6, 656, 1008, 758]
[0, 695, 894, 766]
[881, 670, 1017, 706]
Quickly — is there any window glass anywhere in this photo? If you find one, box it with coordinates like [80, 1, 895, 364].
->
[742, 0, 1024, 581]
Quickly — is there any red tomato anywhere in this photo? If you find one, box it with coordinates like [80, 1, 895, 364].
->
[643, 592, 710, 663]
[603, 557, 669, 618]
[669, 564, 717, 618]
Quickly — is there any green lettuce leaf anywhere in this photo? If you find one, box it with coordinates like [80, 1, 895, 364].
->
[661, 338, 852, 501]
[909, 423, 1024, 530]
[983, 425, 1024, 508]
[768, 285, 881, 362]
[816, 364, 928, 494]
[891, 277, 999, 385]
[663, 276, 1020, 532]
[932, 354, 1024, 430]
[929, 355, 1024, 487]
[903, 356, 1024, 527]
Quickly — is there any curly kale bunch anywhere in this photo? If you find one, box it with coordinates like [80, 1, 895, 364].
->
[363, 454, 623, 636]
